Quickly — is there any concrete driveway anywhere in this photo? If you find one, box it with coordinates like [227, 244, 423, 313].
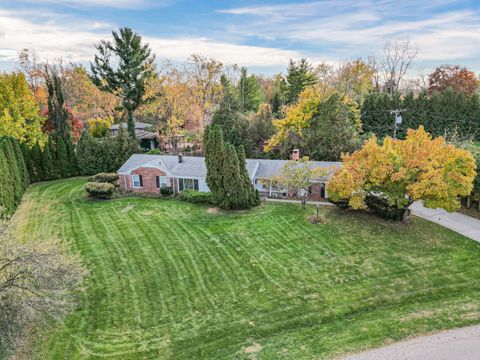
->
[341, 204, 480, 360]
[341, 325, 480, 360]
[410, 202, 480, 242]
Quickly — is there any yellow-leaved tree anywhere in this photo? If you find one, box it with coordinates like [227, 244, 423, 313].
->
[87, 116, 115, 138]
[0, 72, 46, 146]
[264, 86, 361, 161]
[328, 126, 477, 220]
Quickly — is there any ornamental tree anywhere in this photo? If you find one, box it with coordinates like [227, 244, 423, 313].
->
[272, 157, 331, 209]
[328, 126, 477, 219]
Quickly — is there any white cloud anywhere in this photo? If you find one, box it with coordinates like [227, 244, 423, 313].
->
[0, 9, 302, 67]
[221, 1, 480, 66]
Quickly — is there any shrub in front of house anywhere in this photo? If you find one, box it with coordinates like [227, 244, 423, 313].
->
[160, 187, 174, 197]
[85, 182, 115, 199]
[89, 172, 119, 184]
[178, 190, 212, 204]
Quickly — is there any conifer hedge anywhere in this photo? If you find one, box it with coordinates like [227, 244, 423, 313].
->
[0, 137, 29, 215]
[0, 134, 83, 215]
[361, 89, 480, 140]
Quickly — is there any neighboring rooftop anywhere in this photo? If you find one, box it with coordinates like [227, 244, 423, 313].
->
[118, 154, 341, 179]
[110, 122, 153, 130]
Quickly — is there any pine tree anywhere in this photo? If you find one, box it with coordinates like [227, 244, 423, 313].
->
[219, 143, 244, 210]
[285, 59, 317, 104]
[238, 67, 264, 112]
[30, 142, 43, 182]
[90, 27, 156, 138]
[45, 67, 71, 140]
[41, 142, 55, 180]
[56, 136, 69, 178]
[212, 76, 251, 149]
[204, 125, 225, 205]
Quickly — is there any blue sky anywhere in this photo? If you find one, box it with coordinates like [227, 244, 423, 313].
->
[1, 0, 479, 75]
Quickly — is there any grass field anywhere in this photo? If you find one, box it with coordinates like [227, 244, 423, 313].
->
[13, 178, 480, 359]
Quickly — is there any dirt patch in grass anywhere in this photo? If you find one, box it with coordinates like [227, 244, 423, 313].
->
[121, 205, 135, 213]
[207, 207, 220, 214]
[244, 342, 263, 357]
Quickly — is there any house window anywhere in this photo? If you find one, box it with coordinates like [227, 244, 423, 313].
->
[178, 178, 199, 191]
[156, 176, 168, 188]
[132, 175, 143, 188]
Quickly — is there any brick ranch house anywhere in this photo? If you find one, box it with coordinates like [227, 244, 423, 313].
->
[118, 152, 341, 201]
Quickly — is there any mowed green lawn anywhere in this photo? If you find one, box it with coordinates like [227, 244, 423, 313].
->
[13, 178, 480, 359]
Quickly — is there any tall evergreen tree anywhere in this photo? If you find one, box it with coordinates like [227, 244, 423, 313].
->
[220, 143, 244, 210]
[238, 67, 264, 113]
[204, 125, 225, 205]
[212, 76, 251, 149]
[237, 145, 260, 207]
[46, 136, 60, 178]
[41, 142, 55, 180]
[90, 27, 156, 138]
[45, 67, 71, 140]
[285, 59, 317, 104]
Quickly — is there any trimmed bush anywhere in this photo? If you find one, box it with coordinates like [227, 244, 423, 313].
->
[160, 186, 174, 197]
[85, 182, 115, 199]
[178, 190, 212, 204]
[365, 195, 410, 221]
[89, 172, 119, 184]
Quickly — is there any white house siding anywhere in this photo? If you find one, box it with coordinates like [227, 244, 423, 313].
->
[198, 178, 210, 192]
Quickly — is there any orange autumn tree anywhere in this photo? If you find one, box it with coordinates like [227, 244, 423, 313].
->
[328, 126, 477, 219]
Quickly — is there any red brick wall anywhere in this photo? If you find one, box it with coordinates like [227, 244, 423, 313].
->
[119, 167, 168, 193]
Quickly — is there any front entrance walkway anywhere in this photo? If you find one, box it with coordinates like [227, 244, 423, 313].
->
[410, 202, 480, 242]
[341, 325, 480, 360]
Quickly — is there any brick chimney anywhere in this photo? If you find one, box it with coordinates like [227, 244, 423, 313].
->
[178, 153, 183, 163]
[291, 149, 300, 161]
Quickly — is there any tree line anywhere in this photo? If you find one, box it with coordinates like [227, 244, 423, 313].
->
[362, 88, 480, 141]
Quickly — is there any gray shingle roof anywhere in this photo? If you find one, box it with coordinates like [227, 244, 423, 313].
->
[255, 159, 340, 179]
[110, 122, 153, 130]
[118, 154, 341, 179]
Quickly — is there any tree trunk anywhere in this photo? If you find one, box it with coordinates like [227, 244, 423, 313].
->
[402, 207, 411, 223]
[126, 109, 135, 139]
[466, 196, 471, 209]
